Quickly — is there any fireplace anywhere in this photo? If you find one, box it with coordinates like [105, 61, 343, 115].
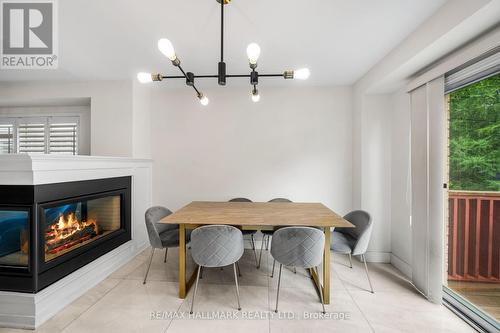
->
[0, 176, 131, 292]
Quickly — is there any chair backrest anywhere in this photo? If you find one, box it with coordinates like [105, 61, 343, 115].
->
[268, 198, 292, 203]
[228, 198, 252, 202]
[145, 206, 172, 248]
[340, 210, 372, 256]
[190, 225, 244, 267]
[271, 227, 325, 269]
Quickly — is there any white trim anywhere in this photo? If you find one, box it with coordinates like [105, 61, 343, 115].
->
[362, 251, 391, 263]
[445, 50, 500, 93]
[408, 26, 500, 92]
[390, 253, 412, 279]
[247, 239, 391, 263]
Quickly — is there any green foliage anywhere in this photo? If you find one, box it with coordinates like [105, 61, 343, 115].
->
[449, 73, 500, 191]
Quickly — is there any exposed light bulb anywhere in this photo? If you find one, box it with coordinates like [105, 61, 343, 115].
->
[293, 68, 310, 80]
[251, 89, 260, 102]
[158, 38, 177, 61]
[246, 43, 261, 65]
[137, 72, 152, 84]
[199, 94, 209, 106]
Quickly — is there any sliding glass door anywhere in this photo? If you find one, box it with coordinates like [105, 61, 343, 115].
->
[444, 73, 499, 331]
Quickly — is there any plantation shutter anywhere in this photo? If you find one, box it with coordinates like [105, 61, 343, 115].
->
[49, 120, 78, 154]
[0, 116, 80, 155]
[17, 121, 46, 154]
[0, 124, 14, 154]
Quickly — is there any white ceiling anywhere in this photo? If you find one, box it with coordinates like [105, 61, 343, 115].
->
[0, 0, 448, 85]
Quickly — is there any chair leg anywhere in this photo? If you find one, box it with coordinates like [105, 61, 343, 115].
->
[315, 267, 326, 314]
[143, 248, 155, 285]
[236, 262, 242, 277]
[270, 259, 276, 278]
[275, 264, 283, 313]
[265, 235, 270, 250]
[164, 248, 168, 263]
[361, 254, 374, 293]
[190, 265, 202, 314]
[257, 234, 266, 269]
[293, 267, 297, 274]
[250, 235, 259, 267]
[199, 266, 203, 279]
[348, 253, 352, 268]
[233, 263, 242, 310]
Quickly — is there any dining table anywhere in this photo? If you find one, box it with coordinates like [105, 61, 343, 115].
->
[159, 201, 354, 304]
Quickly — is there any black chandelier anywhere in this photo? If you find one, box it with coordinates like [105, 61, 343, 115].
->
[137, 0, 310, 105]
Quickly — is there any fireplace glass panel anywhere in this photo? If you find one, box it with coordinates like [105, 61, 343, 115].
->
[0, 210, 29, 267]
[44, 195, 121, 262]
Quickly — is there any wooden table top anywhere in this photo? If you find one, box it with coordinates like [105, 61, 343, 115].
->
[160, 201, 354, 228]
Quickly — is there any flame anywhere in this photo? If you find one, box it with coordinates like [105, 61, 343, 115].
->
[46, 212, 98, 254]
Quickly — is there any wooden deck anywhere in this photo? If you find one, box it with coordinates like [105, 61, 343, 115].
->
[448, 280, 500, 321]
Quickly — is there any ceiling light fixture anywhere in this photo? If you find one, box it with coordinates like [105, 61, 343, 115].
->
[137, 0, 310, 105]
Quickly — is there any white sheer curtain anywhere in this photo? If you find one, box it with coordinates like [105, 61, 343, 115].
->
[409, 76, 445, 304]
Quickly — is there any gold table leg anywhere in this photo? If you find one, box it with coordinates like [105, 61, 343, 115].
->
[179, 223, 186, 298]
[178, 224, 199, 299]
[323, 227, 331, 304]
[309, 227, 331, 305]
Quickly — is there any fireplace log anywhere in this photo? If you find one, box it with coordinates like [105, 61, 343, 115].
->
[46, 224, 97, 253]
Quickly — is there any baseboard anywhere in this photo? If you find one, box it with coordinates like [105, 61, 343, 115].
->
[390, 254, 412, 279]
[0, 239, 146, 330]
[247, 237, 391, 264]
[362, 251, 391, 263]
[0, 293, 36, 329]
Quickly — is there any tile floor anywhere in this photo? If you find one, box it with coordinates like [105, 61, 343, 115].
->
[0, 247, 476, 333]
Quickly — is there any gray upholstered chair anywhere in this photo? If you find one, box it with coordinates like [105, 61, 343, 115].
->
[228, 198, 258, 266]
[270, 226, 326, 313]
[259, 198, 295, 276]
[189, 225, 244, 313]
[143, 206, 189, 284]
[330, 210, 374, 293]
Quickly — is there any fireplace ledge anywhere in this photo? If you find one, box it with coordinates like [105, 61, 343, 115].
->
[0, 154, 152, 185]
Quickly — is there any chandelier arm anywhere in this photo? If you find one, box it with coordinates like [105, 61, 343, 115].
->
[258, 74, 285, 77]
[188, 82, 200, 96]
[226, 74, 250, 78]
[161, 75, 186, 79]
[195, 75, 219, 78]
[220, 0, 224, 62]
[176, 65, 188, 78]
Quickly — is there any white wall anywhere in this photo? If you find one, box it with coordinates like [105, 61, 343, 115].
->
[352, 91, 393, 262]
[132, 81, 152, 159]
[360, 94, 392, 262]
[150, 86, 353, 214]
[389, 88, 412, 276]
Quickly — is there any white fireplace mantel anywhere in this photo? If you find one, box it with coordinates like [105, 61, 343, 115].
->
[0, 154, 153, 329]
[0, 154, 152, 185]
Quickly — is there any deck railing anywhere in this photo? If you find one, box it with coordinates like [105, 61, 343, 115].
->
[448, 191, 500, 282]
